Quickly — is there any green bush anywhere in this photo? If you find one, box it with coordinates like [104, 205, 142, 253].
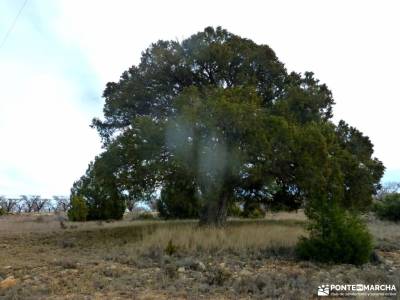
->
[227, 202, 242, 217]
[296, 206, 373, 265]
[68, 196, 88, 222]
[0, 207, 5, 216]
[241, 202, 265, 219]
[165, 239, 178, 255]
[157, 180, 200, 219]
[70, 160, 126, 221]
[373, 193, 400, 222]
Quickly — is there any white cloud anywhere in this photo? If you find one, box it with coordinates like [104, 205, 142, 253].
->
[0, 63, 101, 197]
[54, 0, 400, 170]
[1, 0, 399, 196]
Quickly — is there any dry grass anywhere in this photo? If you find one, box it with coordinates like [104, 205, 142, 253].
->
[368, 217, 400, 250]
[0, 212, 399, 299]
[264, 210, 306, 222]
[0, 210, 306, 237]
[137, 222, 305, 255]
[0, 213, 162, 236]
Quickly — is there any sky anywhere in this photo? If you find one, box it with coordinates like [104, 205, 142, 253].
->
[0, 0, 399, 197]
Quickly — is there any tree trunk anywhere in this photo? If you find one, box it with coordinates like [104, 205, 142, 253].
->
[199, 189, 230, 226]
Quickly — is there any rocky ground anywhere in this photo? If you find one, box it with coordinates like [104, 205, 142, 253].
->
[0, 215, 399, 299]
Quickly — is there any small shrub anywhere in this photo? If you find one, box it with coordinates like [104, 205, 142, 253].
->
[373, 193, 400, 222]
[59, 239, 76, 248]
[246, 207, 265, 219]
[136, 211, 156, 220]
[165, 239, 178, 255]
[227, 202, 242, 217]
[55, 258, 78, 269]
[206, 266, 231, 285]
[68, 196, 88, 222]
[35, 215, 45, 222]
[241, 202, 265, 219]
[296, 206, 373, 265]
[164, 263, 178, 278]
[0, 207, 5, 216]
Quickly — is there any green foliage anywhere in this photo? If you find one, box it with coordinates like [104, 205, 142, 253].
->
[157, 171, 200, 219]
[70, 148, 126, 221]
[246, 208, 265, 219]
[73, 26, 384, 225]
[227, 202, 242, 217]
[68, 196, 88, 222]
[0, 207, 5, 216]
[374, 193, 400, 222]
[296, 205, 373, 265]
[241, 202, 265, 219]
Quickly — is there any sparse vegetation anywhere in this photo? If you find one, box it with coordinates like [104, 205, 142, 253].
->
[0, 213, 399, 299]
[135, 211, 157, 220]
[374, 193, 400, 222]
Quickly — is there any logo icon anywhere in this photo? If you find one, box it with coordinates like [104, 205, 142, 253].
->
[318, 285, 330, 296]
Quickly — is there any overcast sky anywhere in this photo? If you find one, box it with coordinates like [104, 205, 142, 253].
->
[0, 0, 399, 197]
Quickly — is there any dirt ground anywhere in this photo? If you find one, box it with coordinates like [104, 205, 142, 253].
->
[0, 213, 399, 299]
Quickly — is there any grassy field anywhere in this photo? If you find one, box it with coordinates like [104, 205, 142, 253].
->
[0, 212, 399, 299]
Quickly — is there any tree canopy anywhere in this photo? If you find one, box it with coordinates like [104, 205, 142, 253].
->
[72, 26, 384, 224]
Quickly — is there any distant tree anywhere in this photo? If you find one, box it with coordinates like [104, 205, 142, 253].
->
[376, 182, 400, 200]
[31, 196, 49, 212]
[20, 195, 49, 213]
[0, 197, 18, 213]
[15, 198, 24, 213]
[21, 195, 35, 212]
[374, 193, 400, 222]
[53, 196, 70, 212]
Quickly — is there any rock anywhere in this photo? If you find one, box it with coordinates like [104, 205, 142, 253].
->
[385, 259, 394, 265]
[177, 257, 207, 271]
[197, 261, 206, 271]
[177, 257, 196, 269]
[0, 276, 17, 289]
[198, 283, 210, 293]
[59, 239, 76, 248]
[162, 255, 172, 264]
[3, 266, 12, 270]
[371, 250, 383, 263]
[178, 267, 185, 273]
